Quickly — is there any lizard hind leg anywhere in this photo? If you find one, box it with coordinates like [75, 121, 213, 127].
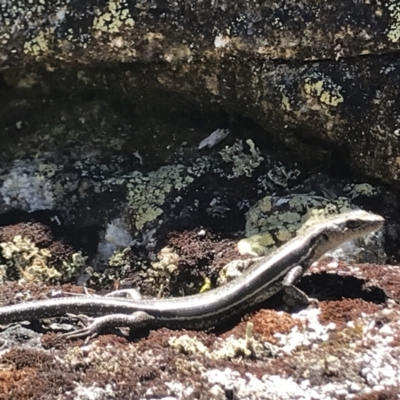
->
[61, 311, 155, 340]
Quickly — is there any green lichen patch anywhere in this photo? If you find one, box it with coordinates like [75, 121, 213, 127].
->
[241, 194, 353, 256]
[2, 0, 73, 57]
[105, 159, 209, 231]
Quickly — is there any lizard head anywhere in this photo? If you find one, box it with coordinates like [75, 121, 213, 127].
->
[322, 210, 385, 243]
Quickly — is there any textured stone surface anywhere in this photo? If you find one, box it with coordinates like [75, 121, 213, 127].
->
[0, 0, 400, 184]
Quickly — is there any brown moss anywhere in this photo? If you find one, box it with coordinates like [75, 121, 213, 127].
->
[319, 298, 380, 328]
[164, 229, 246, 296]
[167, 229, 243, 272]
[220, 309, 301, 345]
[250, 309, 301, 343]
[0, 348, 76, 400]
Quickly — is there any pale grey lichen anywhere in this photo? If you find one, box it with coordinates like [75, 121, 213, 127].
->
[97, 218, 133, 263]
[343, 183, 377, 199]
[0, 160, 59, 212]
[169, 323, 276, 361]
[219, 139, 264, 179]
[266, 163, 300, 188]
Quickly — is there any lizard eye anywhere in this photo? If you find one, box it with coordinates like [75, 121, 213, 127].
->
[346, 220, 362, 229]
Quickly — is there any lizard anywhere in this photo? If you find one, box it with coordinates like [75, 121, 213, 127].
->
[0, 209, 384, 339]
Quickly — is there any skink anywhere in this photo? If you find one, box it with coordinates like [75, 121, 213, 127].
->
[0, 210, 384, 338]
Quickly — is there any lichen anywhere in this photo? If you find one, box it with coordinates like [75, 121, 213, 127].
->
[106, 159, 208, 230]
[0, 235, 59, 283]
[266, 163, 300, 188]
[92, 0, 135, 34]
[61, 252, 88, 281]
[0, 234, 86, 284]
[151, 246, 180, 275]
[242, 194, 353, 255]
[237, 233, 275, 256]
[0, 160, 58, 212]
[108, 247, 131, 268]
[343, 183, 377, 198]
[303, 73, 344, 107]
[219, 139, 264, 179]
[198, 128, 230, 150]
[169, 323, 276, 361]
[23, 29, 53, 56]
[0, 0, 69, 56]
[387, 0, 400, 42]
[97, 219, 133, 263]
[102, 245, 180, 298]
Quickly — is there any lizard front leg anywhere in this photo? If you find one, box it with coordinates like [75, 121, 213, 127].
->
[282, 265, 318, 306]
